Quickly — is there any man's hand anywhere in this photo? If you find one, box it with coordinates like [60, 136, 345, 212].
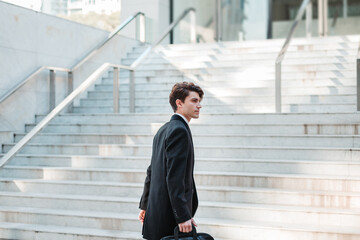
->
[138, 210, 146, 223]
[191, 218, 197, 227]
[179, 218, 197, 233]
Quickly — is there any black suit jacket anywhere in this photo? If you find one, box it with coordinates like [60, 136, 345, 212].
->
[139, 114, 198, 240]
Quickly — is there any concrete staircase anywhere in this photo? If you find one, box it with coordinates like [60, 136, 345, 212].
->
[1, 35, 360, 240]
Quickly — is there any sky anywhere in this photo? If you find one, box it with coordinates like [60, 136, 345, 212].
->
[2, 0, 42, 11]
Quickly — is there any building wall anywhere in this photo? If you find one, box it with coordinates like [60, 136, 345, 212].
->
[0, 1, 139, 133]
[273, 16, 360, 39]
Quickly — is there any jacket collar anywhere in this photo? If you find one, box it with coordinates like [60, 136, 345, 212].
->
[171, 114, 191, 131]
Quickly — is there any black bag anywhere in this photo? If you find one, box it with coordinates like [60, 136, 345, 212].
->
[160, 225, 214, 240]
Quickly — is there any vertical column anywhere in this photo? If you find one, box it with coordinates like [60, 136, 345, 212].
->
[113, 67, 119, 113]
[189, 9, 196, 43]
[306, 0, 312, 38]
[67, 71, 73, 113]
[49, 70, 55, 112]
[129, 70, 135, 113]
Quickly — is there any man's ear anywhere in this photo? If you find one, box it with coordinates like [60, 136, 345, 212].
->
[175, 99, 183, 109]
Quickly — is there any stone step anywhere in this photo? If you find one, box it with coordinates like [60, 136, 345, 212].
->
[96, 78, 358, 91]
[0, 192, 140, 213]
[72, 103, 357, 114]
[116, 68, 355, 78]
[34, 112, 360, 124]
[1, 178, 359, 209]
[6, 143, 354, 161]
[0, 221, 142, 240]
[103, 74, 357, 84]
[101, 77, 357, 88]
[197, 218, 360, 240]
[197, 202, 360, 227]
[146, 37, 360, 49]
[121, 54, 356, 65]
[87, 86, 357, 99]
[7, 205, 356, 240]
[0, 178, 143, 197]
[25, 123, 360, 135]
[127, 50, 357, 62]
[1, 167, 360, 192]
[133, 61, 356, 71]
[13, 133, 360, 148]
[80, 95, 356, 107]
[128, 43, 358, 58]
[96, 78, 357, 91]
[4, 154, 360, 176]
[2, 218, 358, 240]
[149, 36, 359, 50]
[0, 193, 359, 228]
[0, 206, 139, 231]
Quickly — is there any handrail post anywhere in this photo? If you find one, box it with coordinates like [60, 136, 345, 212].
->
[214, 0, 222, 41]
[49, 70, 56, 111]
[275, 0, 310, 113]
[189, 9, 196, 43]
[129, 70, 135, 113]
[113, 67, 119, 113]
[357, 48, 360, 111]
[306, 0, 312, 38]
[67, 71, 73, 113]
[318, 0, 328, 37]
[343, 0, 348, 18]
[275, 63, 282, 113]
[138, 13, 146, 43]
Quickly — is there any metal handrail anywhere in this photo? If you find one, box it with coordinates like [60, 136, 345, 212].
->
[130, 8, 196, 69]
[72, 12, 145, 71]
[0, 66, 70, 103]
[357, 41, 360, 111]
[275, 0, 312, 113]
[0, 12, 145, 106]
[0, 8, 196, 168]
[0, 63, 129, 168]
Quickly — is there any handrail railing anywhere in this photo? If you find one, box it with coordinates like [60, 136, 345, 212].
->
[0, 63, 129, 168]
[130, 8, 196, 69]
[128, 8, 195, 111]
[0, 66, 70, 104]
[0, 8, 196, 168]
[72, 12, 145, 71]
[0, 12, 145, 107]
[275, 0, 312, 113]
[357, 41, 360, 111]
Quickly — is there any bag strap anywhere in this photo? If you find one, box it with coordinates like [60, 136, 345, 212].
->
[174, 225, 197, 240]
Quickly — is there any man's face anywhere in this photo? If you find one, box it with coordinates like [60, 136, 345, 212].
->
[176, 91, 202, 122]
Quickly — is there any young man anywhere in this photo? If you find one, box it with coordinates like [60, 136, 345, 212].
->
[138, 82, 204, 240]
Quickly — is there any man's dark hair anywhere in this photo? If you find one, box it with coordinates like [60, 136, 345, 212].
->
[169, 82, 204, 112]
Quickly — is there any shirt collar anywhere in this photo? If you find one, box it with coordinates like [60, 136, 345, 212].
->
[175, 113, 189, 126]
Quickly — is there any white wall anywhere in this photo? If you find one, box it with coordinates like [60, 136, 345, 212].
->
[0, 1, 140, 133]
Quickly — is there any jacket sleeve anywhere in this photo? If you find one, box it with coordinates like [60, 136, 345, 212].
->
[165, 126, 191, 224]
[139, 164, 151, 210]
